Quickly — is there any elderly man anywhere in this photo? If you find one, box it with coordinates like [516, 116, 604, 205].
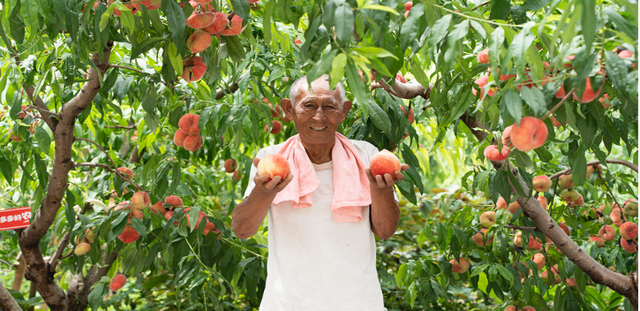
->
[232, 74, 408, 310]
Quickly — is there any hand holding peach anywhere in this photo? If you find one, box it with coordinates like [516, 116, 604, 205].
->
[367, 150, 409, 189]
[253, 155, 294, 194]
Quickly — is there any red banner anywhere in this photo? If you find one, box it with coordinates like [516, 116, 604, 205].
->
[0, 207, 32, 231]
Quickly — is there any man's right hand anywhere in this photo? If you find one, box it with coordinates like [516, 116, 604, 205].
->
[252, 157, 294, 194]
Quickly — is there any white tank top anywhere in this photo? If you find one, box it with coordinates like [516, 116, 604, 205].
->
[244, 140, 387, 311]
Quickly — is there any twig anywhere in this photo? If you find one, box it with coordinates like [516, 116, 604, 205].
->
[542, 89, 574, 120]
[22, 105, 60, 119]
[109, 64, 145, 74]
[505, 225, 539, 231]
[23, 85, 59, 130]
[597, 174, 627, 223]
[470, 1, 490, 10]
[74, 162, 143, 191]
[549, 159, 638, 179]
[215, 83, 240, 100]
[60, 250, 74, 261]
[49, 232, 70, 272]
[548, 177, 560, 218]
[104, 124, 136, 130]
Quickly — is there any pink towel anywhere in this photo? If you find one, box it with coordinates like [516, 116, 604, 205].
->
[272, 133, 372, 222]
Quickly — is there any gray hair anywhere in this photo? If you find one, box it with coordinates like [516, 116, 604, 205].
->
[289, 74, 346, 109]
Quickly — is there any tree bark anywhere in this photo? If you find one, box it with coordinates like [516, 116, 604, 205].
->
[17, 43, 113, 311]
[0, 281, 21, 311]
[11, 254, 25, 291]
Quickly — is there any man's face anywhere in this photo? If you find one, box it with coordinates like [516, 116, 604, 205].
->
[282, 80, 351, 147]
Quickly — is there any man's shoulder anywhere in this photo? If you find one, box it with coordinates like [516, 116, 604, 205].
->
[348, 139, 379, 158]
[256, 142, 286, 157]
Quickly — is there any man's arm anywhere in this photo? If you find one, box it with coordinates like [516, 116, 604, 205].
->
[231, 158, 293, 239]
[366, 165, 409, 239]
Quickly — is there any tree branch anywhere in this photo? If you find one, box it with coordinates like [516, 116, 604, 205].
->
[370, 80, 432, 100]
[216, 82, 240, 100]
[74, 161, 143, 191]
[109, 64, 145, 74]
[549, 159, 639, 179]
[48, 232, 70, 273]
[0, 281, 21, 311]
[23, 86, 59, 130]
[66, 250, 118, 310]
[504, 225, 538, 231]
[104, 124, 136, 130]
[542, 89, 574, 120]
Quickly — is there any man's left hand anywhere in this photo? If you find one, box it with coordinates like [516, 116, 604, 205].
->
[365, 164, 410, 189]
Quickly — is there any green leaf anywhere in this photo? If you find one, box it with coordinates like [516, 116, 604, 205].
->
[502, 89, 523, 121]
[508, 23, 535, 75]
[334, 3, 354, 46]
[161, 0, 186, 50]
[307, 50, 338, 83]
[409, 58, 430, 90]
[447, 20, 469, 42]
[188, 206, 200, 231]
[605, 51, 629, 93]
[488, 27, 504, 71]
[230, 0, 250, 22]
[520, 87, 546, 117]
[330, 53, 347, 89]
[131, 36, 165, 60]
[490, 0, 511, 20]
[496, 264, 514, 286]
[428, 14, 451, 47]
[604, 8, 637, 41]
[167, 42, 183, 75]
[19, 0, 39, 41]
[366, 99, 392, 133]
[34, 127, 51, 154]
[222, 35, 246, 62]
[352, 47, 397, 59]
[396, 263, 407, 287]
[131, 217, 147, 239]
[400, 3, 424, 50]
[581, 0, 596, 51]
[360, 4, 399, 15]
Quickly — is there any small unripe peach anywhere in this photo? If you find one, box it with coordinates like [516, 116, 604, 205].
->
[620, 238, 638, 254]
[118, 225, 140, 244]
[85, 228, 95, 243]
[532, 175, 551, 192]
[620, 222, 638, 240]
[509, 117, 548, 152]
[110, 274, 127, 291]
[187, 30, 212, 53]
[220, 14, 244, 36]
[369, 150, 401, 177]
[560, 189, 579, 202]
[449, 257, 470, 273]
[557, 174, 574, 189]
[185, 11, 216, 29]
[74, 243, 91, 256]
[224, 159, 237, 173]
[117, 167, 134, 180]
[477, 48, 489, 63]
[165, 195, 184, 207]
[484, 145, 510, 161]
[598, 225, 616, 241]
[257, 154, 291, 180]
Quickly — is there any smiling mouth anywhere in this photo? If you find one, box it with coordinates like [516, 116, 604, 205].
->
[310, 126, 328, 131]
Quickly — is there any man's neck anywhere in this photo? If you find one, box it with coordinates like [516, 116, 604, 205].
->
[302, 141, 334, 164]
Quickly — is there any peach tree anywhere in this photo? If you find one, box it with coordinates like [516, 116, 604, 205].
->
[0, 0, 637, 310]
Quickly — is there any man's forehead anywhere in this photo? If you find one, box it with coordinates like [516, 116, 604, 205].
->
[296, 81, 340, 100]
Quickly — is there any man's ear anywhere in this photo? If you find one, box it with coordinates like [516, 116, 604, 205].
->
[281, 98, 293, 119]
[340, 100, 352, 122]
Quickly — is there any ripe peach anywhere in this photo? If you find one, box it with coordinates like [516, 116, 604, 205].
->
[129, 207, 143, 220]
[513, 231, 523, 247]
[131, 191, 150, 210]
[572, 76, 604, 103]
[179, 113, 200, 135]
[620, 222, 638, 240]
[477, 48, 489, 64]
[556, 83, 566, 99]
[610, 208, 623, 227]
[185, 11, 216, 29]
[220, 14, 244, 36]
[165, 195, 184, 207]
[618, 49, 634, 58]
[266, 121, 283, 134]
[560, 189, 579, 202]
[520, 306, 536, 311]
[118, 225, 140, 244]
[541, 269, 560, 285]
[110, 274, 127, 291]
[165, 210, 178, 225]
[509, 117, 548, 152]
[484, 145, 510, 161]
[294, 38, 302, 46]
[598, 225, 616, 241]
[558, 223, 570, 236]
[472, 228, 494, 246]
[399, 106, 415, 124]
[532, 175, 551, 192]
[183, 133, 202, 152]
[537, 195, 548, 211]
[257, 153, 291, 180]
[182, 56, 207, 83]
[396, 74, 408, 83]
[449, 258, 470, 273]
[473, 75, 496, 97]
[572, 194, 584, 206]
[203, 12, 229, 35]
[187, 30, 212, 53]
[140, 0, 161, 10]
[112, 2, 141, 17]
[599, 94, 612, 108]
[75, 243, 91, 256]
[624, 199, 638, 217]
[232, 170, 242, 181]
[174, 129, 188, 147]
[186, 210, 206, 229]
[557, 174, 574, 189]
[590, 236, 605, 247]
[224, 159, 237, 173]
[117, 167, 134, 180]
[85, 228, 95, 243]
[204, 220, 221, 236]
[404, 2, 412, 19]
[496, 197, 508, 210]
[620, 239, 637, 254]
[533, 253, 545, 270]
[565, 278, 577, 288]
[505, 307, 516, 311]
[150, 201, 167, 214]
[479, 211, 496, 228]
[508, 201, 521, 214]
[549, 115, 563, 127]
[369, 150, 401, 177]
[527, 239, 542, 251]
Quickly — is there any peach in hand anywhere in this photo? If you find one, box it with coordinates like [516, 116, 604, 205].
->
[369, 150, 401, 177]
[257, 154, 291, 180]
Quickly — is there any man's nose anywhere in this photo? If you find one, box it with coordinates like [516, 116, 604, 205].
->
[312, 107, 326, 119]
